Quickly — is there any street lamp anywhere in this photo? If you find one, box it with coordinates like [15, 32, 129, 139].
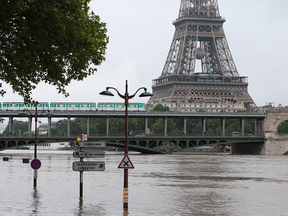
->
[100, 80, 152, 210]
[19, 106, 53, 189]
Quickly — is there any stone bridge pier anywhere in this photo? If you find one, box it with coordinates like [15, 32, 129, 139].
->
[258, 107, 288, 155]
[231, 106, 288, 155]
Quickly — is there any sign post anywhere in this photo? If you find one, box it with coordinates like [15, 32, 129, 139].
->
[31, 159, 41, 181]
[72, 141, 106, 198]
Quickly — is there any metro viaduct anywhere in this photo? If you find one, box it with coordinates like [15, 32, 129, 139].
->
[0, 110, 266, 137]
[0, 110, 267, 154]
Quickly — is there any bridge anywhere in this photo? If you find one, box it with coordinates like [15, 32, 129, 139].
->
[0, 134, 265, 154]
[1, 107, 288, 155]
[0, 110, 266, 137]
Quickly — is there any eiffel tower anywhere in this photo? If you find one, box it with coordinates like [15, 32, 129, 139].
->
[147, 0, 255, 110]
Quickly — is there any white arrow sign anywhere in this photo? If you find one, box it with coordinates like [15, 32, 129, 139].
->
[73, 151, 105, 158]
[73, 161, 105, 171]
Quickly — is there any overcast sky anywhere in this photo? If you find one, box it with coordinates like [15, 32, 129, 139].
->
[2, 0, 288, 108]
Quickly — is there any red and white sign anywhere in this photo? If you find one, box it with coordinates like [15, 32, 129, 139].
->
[81, 134, 88, 141]
[118, 154, 134, 169]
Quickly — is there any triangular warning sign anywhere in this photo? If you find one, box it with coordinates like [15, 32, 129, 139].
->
[118, 154, 134, 169]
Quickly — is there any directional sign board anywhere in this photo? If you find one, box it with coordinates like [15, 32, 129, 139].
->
[74, 141, 106, 148]
[31, 159, 41, 170]
[73, 151, 105, 158]
[73, 161, 105, 171]
[118, 154, 134, 169]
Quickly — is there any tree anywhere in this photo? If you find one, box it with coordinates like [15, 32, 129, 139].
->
[277, 121, 288, 134]
[0, 0, 109, 102]
[151, 104, 170, 112]
[3, 120, 29, 135]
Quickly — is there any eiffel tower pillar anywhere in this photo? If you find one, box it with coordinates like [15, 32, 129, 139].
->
[147, 0, 255, 110]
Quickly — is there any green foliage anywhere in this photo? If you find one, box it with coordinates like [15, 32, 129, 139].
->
[151, 104, 170, 112]
[206, 128, 214, 135]
[277, 121, 288, 134]
[237, 110, 249, 112]
[3, 120, 29, 135]
[0, 0, 109, 102]
[198, 109, 206, 112]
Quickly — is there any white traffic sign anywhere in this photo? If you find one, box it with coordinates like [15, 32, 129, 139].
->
[73, 161, 105, 171]
[74, 141, 106, 148]
[118, 154, 134, 169]
[34, 170, 38, 179]
[73, 151, 105, 158]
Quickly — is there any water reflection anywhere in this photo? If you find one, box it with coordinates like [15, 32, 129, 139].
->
[75, 197, 109, 216]
[123, 209, 129, 216]
[78, 198, 83, 216]
[31, 189, 41, 215]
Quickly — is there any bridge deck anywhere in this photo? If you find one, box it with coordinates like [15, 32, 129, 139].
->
[0, 135, 265, 154]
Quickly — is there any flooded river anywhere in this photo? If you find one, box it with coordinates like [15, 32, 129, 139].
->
[0, 150, 287, 216]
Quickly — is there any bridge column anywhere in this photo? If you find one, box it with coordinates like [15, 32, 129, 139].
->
[106, 117, 109, 136]
[255, 119, 264, 135]
[145, 117, 148, 134]
[183, 117, 187, 135]
[9, 116, 13, 136]
[87, 117, 90, 136]
[240, 118, 245, 136]
[202, 118, 206, 136]
[28, 116, 32, 136]
[164, 117, 167, 136]
[67, 117, 70, 137]
[48, 117, 52, 137]
[221, 118, 225, 136]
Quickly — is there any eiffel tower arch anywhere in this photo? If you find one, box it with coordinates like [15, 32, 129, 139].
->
[147, 0, 255, 110]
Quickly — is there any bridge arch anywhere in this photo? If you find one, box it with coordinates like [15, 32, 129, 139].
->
[276, 120, 288, 134]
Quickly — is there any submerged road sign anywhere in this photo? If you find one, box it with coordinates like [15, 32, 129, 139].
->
[73, 151, 105, 158]
[118, 154, 134, 169]
[73, 161, 105, 171]
[74, 141, 106, 148]
[31, 159, 41, 170]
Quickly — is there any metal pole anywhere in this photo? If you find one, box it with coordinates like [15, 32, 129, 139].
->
[34, 107, 38, 189]
[80, 147, 84, 198]
[123, 80, 129, 210]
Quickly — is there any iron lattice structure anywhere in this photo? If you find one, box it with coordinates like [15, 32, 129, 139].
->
[147, 0, 255, 109]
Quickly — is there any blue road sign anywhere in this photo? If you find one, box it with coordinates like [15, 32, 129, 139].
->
[31, 159, 41, 170]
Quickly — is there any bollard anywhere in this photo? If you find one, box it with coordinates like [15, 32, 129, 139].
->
[23, 158, 29, 163]
[3, 157, 9, 161]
